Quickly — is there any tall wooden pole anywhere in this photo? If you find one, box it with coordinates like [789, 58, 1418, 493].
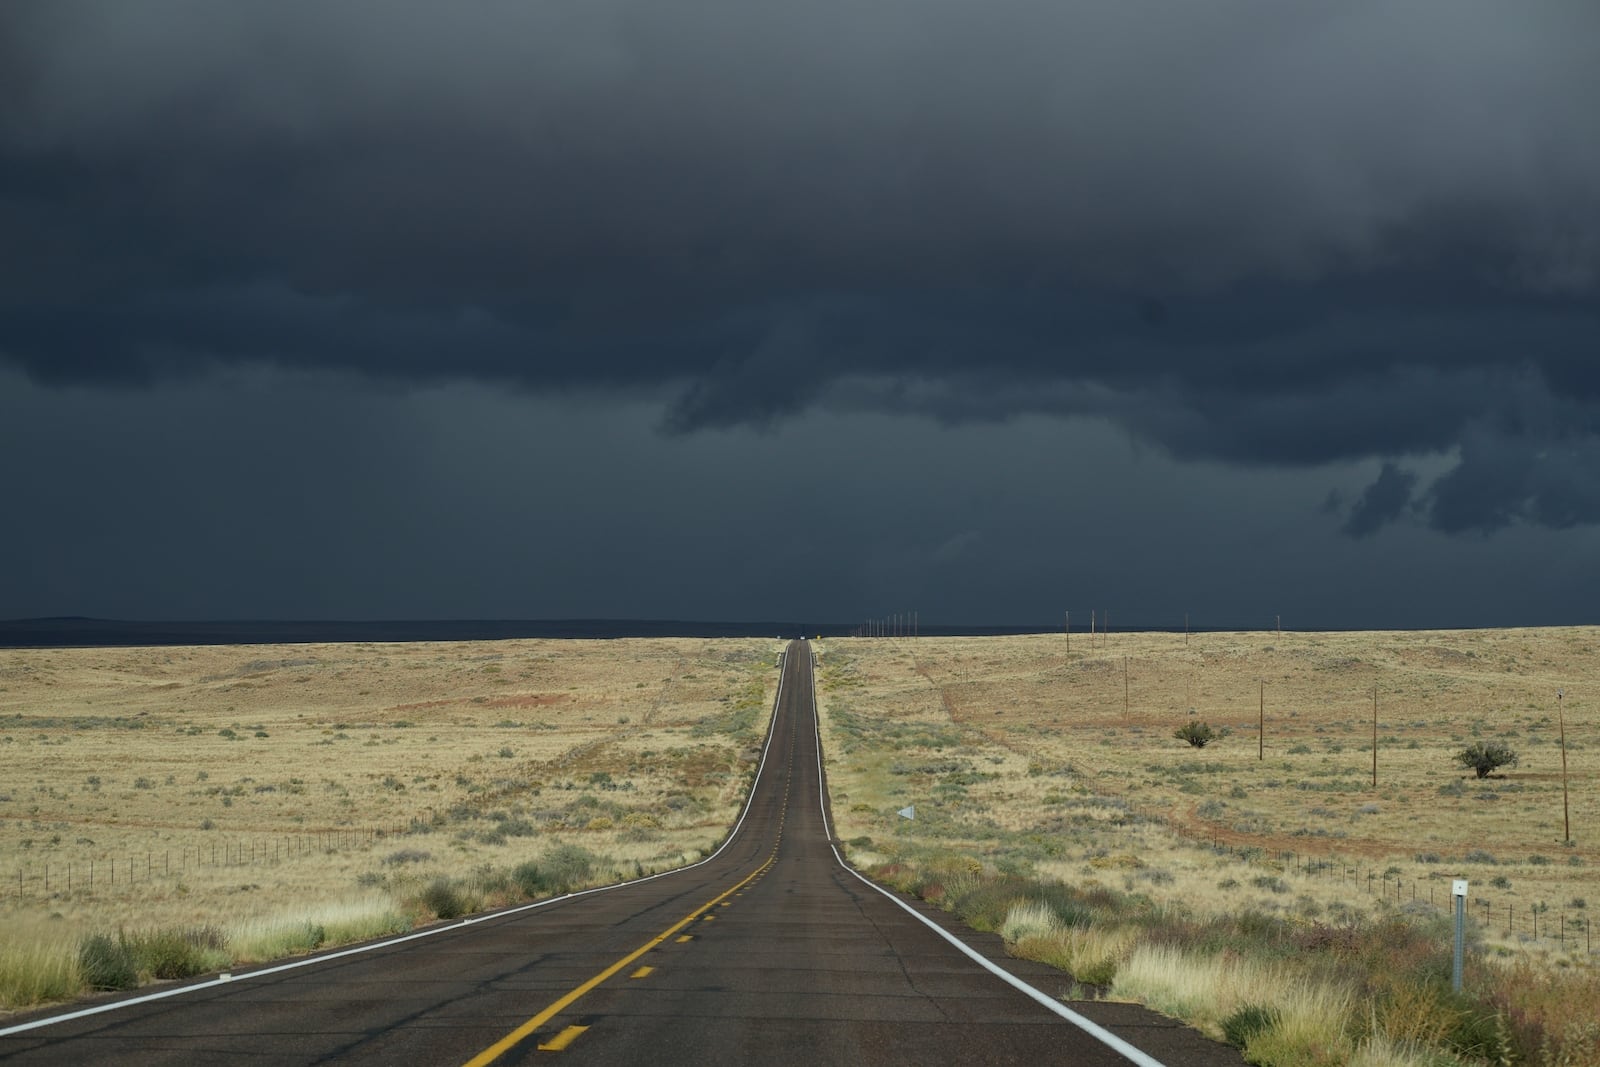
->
[1065, 611, 1070, 652]
[1558, 689, 1570, 843]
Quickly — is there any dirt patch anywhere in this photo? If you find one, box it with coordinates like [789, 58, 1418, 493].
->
[485, 693, 568, 709]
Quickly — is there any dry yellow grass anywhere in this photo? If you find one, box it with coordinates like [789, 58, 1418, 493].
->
[1114, 941, 1356, 1054]
[819, 628, 1600, 1064]
[0, 636, 780, 1000]
[817, 628, 1599, 961]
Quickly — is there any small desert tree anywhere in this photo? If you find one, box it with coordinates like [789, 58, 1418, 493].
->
[1454, 740, 1519, 779]
[1174, 722, 1229, 748]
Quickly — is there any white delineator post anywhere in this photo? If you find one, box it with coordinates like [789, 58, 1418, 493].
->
[1452, 879, 1468, 992]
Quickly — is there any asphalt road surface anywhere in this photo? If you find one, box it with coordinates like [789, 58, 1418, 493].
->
[2, 641, 1239, 1065]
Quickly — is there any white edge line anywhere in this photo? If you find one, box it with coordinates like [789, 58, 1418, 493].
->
[807, 643, 1170, 1067]
[0, 641, 794, 1040]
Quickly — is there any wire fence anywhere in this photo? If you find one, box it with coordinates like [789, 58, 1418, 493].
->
[8, 809, 1591, 957]
[1203, 839, 1594, 955]
[6, 826, 416, 904]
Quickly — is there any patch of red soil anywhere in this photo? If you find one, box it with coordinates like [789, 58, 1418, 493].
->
[485, 693, 568, 709]
[386, 692, 568, 712]
[1168, 802, 1399, 861]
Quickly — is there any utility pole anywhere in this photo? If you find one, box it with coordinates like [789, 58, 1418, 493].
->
[1372, 684, 1378, 789]
[1558, 688, 1571, 843]
[1259, 681, 1265, 761]
[1065, 610, 1070, 652]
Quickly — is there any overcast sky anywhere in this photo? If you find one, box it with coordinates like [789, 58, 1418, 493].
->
[4, 1, 1599, 628]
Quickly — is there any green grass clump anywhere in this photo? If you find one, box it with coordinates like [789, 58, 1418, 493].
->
[230, 896, 412, 962]
[512, 844, 602, 897]
[231, 921, 325, 962]
[78, 934, 138, 990]
[1221, 1004, 1278, 1049]
[321, 906, 410, 945]
[121, 927, 231, 980]
[512, 860, 546, 898]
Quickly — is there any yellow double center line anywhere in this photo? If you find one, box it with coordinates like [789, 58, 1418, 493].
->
[461, 852, 777, 1066]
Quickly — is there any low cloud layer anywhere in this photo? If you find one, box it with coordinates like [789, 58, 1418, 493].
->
[4, 1, 1599, 540]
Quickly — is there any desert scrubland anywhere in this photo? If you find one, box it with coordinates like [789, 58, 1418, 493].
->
[0, 637, 779, 1011]
[816, 628, 1599, 1066]
[8, 626, 1599, 1064]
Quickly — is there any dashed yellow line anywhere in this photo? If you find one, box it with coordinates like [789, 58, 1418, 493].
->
[536, 1025, 588, 1052]
[629, 966, 654, 979]
[460, 856, 774, 1066]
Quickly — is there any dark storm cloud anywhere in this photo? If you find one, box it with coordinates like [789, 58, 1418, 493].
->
[3, 1, 1599, 535]
[1426, 424, 1600, 535]
[1342, 461, 1417, 538]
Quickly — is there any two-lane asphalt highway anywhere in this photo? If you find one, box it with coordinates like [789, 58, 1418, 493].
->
[2, 641, 1233, 1065]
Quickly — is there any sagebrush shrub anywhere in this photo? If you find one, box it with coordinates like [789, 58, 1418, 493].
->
[421, 878, 465, 920]
[78, 935, 137, 991]
[1454, 740, 1517, 778]
[512, 861, 545, 898]
[541, 845, 597, 893]
[1172, 722, 1228, 748]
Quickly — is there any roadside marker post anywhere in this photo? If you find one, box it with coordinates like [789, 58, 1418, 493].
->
[1452, 880, 1468, 992]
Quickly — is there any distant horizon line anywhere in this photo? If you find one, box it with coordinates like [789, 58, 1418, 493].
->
[3, 613, 1581, 629]
[2, 614, 1587, 651]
